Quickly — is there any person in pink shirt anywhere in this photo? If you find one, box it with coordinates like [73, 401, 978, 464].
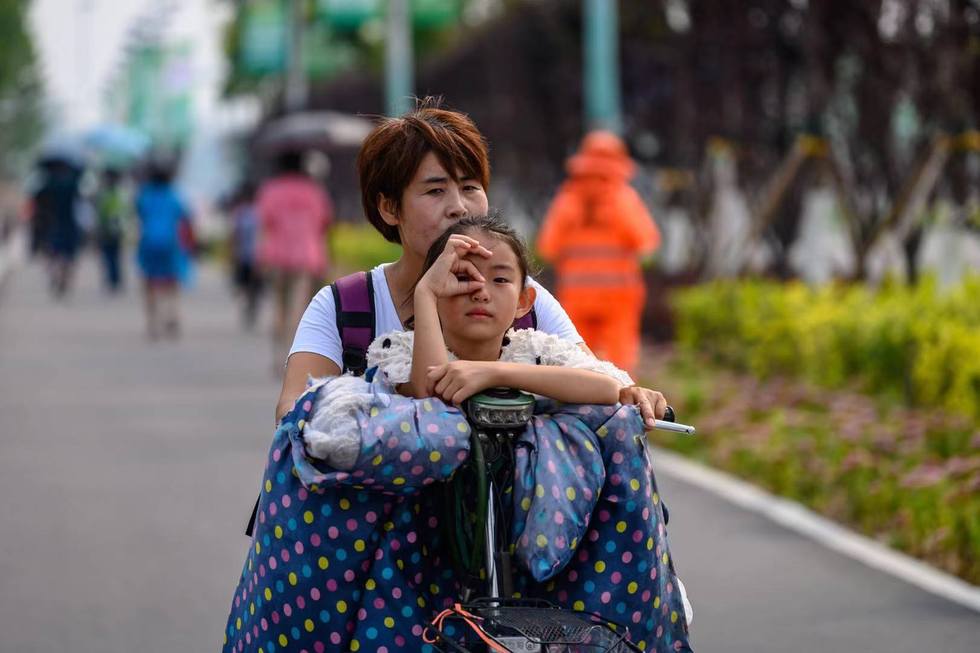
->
[256, 151, 333, 372]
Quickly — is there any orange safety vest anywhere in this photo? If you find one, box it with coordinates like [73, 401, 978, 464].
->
[537, 132, 659, 300]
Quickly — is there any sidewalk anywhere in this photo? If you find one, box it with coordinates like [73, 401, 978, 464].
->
[0, 224, 25, 286]
[0, 254, 280, 653]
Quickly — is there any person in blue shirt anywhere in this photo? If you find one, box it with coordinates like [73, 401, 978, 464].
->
[135, 159, 193, 340]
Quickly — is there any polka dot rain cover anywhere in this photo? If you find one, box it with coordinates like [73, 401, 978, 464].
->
[222, 381, 692, 653]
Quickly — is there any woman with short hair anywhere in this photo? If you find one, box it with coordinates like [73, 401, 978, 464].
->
[276, 98, 668, 425]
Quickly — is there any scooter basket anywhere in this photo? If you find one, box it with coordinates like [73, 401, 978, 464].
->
[425, 598, 642, 653]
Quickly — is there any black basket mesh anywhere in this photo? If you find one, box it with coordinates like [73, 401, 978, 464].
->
[428, 599, 641, 653]
[484, 605, 616, 644]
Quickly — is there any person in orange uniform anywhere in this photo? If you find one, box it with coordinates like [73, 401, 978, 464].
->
[536, 130, 660, 376]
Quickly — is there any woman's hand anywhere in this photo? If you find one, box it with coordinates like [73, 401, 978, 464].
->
[427, 360, 500, 404]
[417, 235, 492, 299]
[618, 385, 668, 430]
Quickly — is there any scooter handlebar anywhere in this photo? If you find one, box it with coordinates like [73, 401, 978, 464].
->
[653, 405, 695, 435]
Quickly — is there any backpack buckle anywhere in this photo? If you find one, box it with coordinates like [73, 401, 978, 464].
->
[342, 346, 367, 376]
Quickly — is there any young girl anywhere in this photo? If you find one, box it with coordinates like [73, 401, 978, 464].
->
[362, 213, 695, 629]
[365, 213, 635, 402]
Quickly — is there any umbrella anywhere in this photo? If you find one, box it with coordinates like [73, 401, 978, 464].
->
[37, 134, 87, 169]
[255, 111, 374, 155]
[83, 124, 151, 164]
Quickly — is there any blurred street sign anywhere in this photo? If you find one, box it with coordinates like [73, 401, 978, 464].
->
[304, 21, 358, 79]
[412, 0, 459, 28]
[317, 0, 379, 31]
[316, 0, 460, 31]
[241, 0, 287, 74]
[125, 42, 193, 149]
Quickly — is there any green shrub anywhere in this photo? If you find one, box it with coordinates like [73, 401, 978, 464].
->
[665, 276, 980, 582]
[328, 222, 402, 275]
[673, 276, 980, 423]
[644, 351, 980, 584]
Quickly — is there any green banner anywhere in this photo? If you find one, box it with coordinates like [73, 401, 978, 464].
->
[316, 0, 379, 31]
[124, 43, 193, 148]
[316, 0, 459, 30]
[241, 0, 287, 74]
[412, 0, 459, 28]
[303, 21, 358, 79]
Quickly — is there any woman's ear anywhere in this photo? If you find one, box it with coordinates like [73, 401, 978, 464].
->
[377, 194, 399, 226]
[515, 285, 536, 319]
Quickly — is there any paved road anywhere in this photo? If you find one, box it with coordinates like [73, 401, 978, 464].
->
[1, 253, 977, 652]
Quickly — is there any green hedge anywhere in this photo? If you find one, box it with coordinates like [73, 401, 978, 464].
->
[673, 276, 980, 421]
[646, 352, 980, 584]
[661, 277, 980, 583]
[328, 222, 402, 276]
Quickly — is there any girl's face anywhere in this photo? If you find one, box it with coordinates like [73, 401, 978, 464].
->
[379, 152, 489, 259]
[438, 231, 535, 352]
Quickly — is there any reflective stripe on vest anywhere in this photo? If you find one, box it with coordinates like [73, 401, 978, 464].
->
[557, 271, 642, 287]
[557, 245, 634, 260]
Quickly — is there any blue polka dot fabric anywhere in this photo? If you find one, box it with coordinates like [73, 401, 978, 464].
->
[513, 401, 693, 652]
[222, 381, 692, 652]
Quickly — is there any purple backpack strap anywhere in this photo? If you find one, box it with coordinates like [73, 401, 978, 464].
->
[331, 271, 376, 375]
[512, 308, 537, 330]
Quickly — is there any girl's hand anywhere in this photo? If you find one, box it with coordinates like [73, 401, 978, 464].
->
[618, 385, 668, 430]
[427, 361, 500, 404]
[418, 235, 492, 299]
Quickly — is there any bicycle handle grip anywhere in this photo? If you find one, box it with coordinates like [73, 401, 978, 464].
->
[653, 405, 695, 435]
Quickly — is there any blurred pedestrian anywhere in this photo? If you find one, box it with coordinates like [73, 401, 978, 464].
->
[94, 167, 129, 293]
[135, 159, 193, 340]
[31, 159, 83, 298]
[536, 131, 661, 375]
[228, 181, 263, 329]
[256, 151, 333, 372]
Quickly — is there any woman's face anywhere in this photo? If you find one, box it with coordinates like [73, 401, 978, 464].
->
[381, 151, 489, 259]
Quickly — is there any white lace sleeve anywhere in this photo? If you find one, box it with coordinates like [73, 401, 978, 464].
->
[366, 330, 415, 384]
[503, 329, 634, 387]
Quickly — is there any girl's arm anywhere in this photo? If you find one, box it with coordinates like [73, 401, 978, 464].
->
[489, 362, 620, 404]
[401, 287, 449, 397]
[427, 360, 620, 406]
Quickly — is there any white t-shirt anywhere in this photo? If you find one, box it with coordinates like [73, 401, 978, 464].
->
[289, 264, 583, 369]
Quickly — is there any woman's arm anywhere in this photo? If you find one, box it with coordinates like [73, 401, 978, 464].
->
[276, 352, 340, 421]
[275, 285, 346, 421]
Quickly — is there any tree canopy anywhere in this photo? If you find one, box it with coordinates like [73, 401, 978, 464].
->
[0, 0, 45, 178]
